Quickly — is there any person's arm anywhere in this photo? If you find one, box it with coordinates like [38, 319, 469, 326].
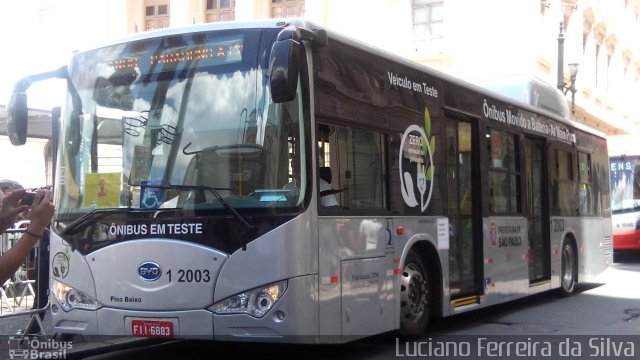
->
[0, 190, 54, 285]
[0, 229, 41, 285]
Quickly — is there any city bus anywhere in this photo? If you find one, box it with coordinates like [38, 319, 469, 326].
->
[5, 19, 612, 342]
[608, 136, 640, 252]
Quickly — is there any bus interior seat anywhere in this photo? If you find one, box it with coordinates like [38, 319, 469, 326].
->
[319, 166, 332, 184]
[319, 166, 348, 197]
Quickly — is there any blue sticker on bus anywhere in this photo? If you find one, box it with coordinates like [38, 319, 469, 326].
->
[140, 181, 165, 209]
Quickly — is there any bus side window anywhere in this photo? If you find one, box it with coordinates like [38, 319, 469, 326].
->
[317, 124, 338, 207]
[486, 128, 521, 214]
[553, 149, 575, 216]
[578, 152, 593, 216]
[317, 123, 387, 210]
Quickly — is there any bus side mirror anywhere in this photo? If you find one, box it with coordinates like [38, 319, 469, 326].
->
[269, 38, 300, 103]
[5, 66, 69, 146]
[6, 91, 29, 146]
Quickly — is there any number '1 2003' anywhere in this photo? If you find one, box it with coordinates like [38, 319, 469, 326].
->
[166, 269, 211, 283]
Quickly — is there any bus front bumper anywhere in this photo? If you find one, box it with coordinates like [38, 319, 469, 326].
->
[50, 275, 319, 342]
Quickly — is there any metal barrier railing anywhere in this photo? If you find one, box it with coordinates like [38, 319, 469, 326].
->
[0, 227, 49, 335]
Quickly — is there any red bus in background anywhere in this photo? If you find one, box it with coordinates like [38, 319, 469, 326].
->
[609, 136, 640, 252]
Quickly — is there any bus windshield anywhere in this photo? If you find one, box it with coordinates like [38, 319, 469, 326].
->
[610, 156, 640, 214]
[55, 28, 307, 221]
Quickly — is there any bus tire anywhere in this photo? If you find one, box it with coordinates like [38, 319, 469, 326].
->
[399, 249, 431, 337]
[559, 240, 577, 296]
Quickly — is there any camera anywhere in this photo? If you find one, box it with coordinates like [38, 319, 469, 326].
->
[21, 191, 38, 206]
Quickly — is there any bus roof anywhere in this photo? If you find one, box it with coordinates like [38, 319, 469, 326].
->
[295, 20, 611, 140]
[77, 18, 605, 139]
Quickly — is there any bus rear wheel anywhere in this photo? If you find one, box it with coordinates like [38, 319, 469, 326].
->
[399, 249, 431, 337]
[559, 241, 577, 296]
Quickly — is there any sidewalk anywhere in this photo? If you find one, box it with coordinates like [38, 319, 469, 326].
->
[0, 294, 40, 336]
[0, 294, 35, 316]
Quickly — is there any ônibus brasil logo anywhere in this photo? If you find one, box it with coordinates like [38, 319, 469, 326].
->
[399, 107, 435, 212]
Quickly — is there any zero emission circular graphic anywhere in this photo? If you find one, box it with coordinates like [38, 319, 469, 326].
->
[399, 107, 435, 213]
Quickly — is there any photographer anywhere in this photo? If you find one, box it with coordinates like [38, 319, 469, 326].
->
[0, 189, 55, 285]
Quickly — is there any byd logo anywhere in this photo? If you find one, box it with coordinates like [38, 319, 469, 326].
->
[138, 262, 162, 281]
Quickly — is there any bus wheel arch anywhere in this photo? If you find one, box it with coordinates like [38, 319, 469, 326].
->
[399, 241, 442, 337]
[559, 235, 578, 296]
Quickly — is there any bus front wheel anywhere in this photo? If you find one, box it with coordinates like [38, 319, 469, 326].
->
[559, 241, 577, 296]
[399, 249, 431, 337]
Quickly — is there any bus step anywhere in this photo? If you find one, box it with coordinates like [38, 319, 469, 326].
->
[450, 295, 480, 307]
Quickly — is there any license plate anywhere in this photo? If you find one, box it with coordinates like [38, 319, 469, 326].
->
[131, 319, 173, 337]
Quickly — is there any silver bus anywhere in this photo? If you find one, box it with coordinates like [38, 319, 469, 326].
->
[6, 19, 612, 342]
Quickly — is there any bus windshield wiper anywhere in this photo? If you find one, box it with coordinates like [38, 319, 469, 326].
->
[142, 184, 255, 247]
[59, 208, 128, 236]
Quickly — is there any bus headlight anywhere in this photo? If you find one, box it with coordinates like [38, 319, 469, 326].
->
[210, 280, 287, 318]
[52, 279, 101, 312]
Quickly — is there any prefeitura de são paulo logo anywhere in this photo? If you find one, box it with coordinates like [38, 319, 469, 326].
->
[399, 107, 435, 212]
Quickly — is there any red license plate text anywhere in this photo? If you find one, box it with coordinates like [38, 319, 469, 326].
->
[132, 320, 173, 337]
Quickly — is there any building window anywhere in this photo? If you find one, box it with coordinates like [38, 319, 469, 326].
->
[413, 0, 443, 41]
[205, 0, 235, 22]
[144, 1, 170, 31]
[487, 129, 521, 213]
[271, 0, 305, 18]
